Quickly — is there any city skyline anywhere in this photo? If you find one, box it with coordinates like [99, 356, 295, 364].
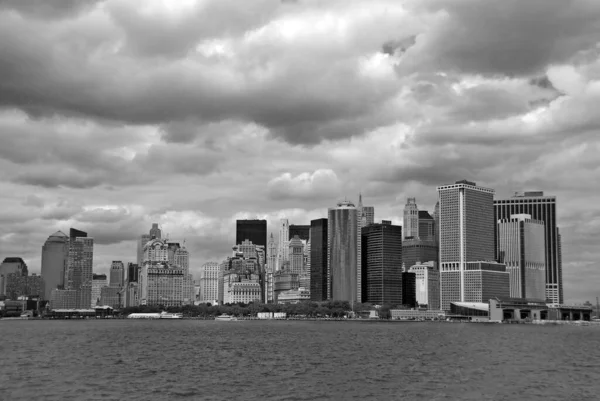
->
[0, 1, 598, 304]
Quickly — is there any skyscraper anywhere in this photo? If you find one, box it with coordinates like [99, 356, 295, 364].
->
[494, 192, 563, 304]
[403, 198, 419, 239]
[361, 221, 402, 305]
[91, 273, 108, 307]
[236, 219, 267, 249]
[199, 262, 220, 304]
[63, 228, 93, 309]
[357, 193, 374, 304]
[310, 218, 328, 301]
[402, 239, 438, 272]
[288, 235, 304, 275]
[110, 261, 125, 288]
[289, 225, 310, 241]
[328, 201, 358, 303]
[41, 231, 69, 300]
[497, 214, 546, 300]
[150, 223, 162, 240]
[278, 219, 290, 267]
[418, 211, 435, 241]
[438, 180, 496, 310]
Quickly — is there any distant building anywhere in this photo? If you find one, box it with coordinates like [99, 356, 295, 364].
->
[224, 281, 262, 305]
[138, 238, 186, 307]
[50, 289, 78, 309]
[220, 241, 264, 305]
[438, 180, 496, 310]
[361, 221, 402, 305]
[418, 211, 435, 241]
[497, 214, 546, 299]
[64, 228, 94, 309]
[401, 239, 437, 272]
[328, 201, 358, 303]
[310, 218, 328, 302]
[127, 263, 139, 283]
[0, 257, 28, 296]
[273, 271, 299, 303]
[5, 273, 44, 300]
[402, 272, 417, 308]
[278, 287, 310, 304]
[100, 286, 122, 308]
[441, 261, 510, 308]
[199, 262, 220, 304]
[236, 219, 267, 249]
[403, 198, 419, 239]
[289, 236, 304, 275]
[408, 262, 440, 310]
[110, 261, 125, 288]
[41, 231, 69, 300]
[278, 219, 290, 267]
[91, 273, 108, 307]
[137, 223, 161, 266]
[356, 194, 374, 304]
[494, 192, 563, 304]
[289, 225, 310, 241]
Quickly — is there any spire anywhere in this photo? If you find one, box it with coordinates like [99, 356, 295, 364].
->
[358, 192, 363, 207]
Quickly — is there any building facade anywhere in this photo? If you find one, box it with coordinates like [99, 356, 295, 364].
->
[497, 214, 546, 300]
[289, 225, 310, 241]
[138, 238, 186, 307]
[438, 180, 496, 310]
[64, 228, 94, 309]
[310, 218, 328, 302]
[5, 273, 44, 300]
[494, 192, 563, 304]
[361, 222, 402, 305]
[288, 236, 304, 275]
[356, 194, 374, 304]
[236, 219, 267, 249]
[199, 262, 220, 304]
[91, 273, 108, 307]
[110, 261, 125, 288]
[402, 272, 417, 307]
[403, 198, 419, 239]
[401, 239, 438, 272]
[0, 257, 28, 296]
[408, 262, 440, 310]
[328, 201, 358, 303]
[278, 219, 290, 267]
[41, 231, 69, 300]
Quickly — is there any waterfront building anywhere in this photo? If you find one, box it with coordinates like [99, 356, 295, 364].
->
[402, 272, 417, 308]
[328, 201, 358, 303]
[441, 261, 510, 307]
[289, 225, 310, 241]
[310, 218, 328, 302]
[199, 262, 220, 304]
[273, 270, 299, 303]
[0, 257, 28, 296]
[137, 223, 161, 266]
[494, 192, 563, 304]
[497, 214, 546, 299]
[391, 309, 445, 320]
[64, 228, 94, 309]
[401, 239, 437, 272]
[278, 219, 290, 267]
[266, 233, 277, 303]
[41, 231, 69, 300]
[224, 281, 262, 304]
[277, 287, 310, 304]
[124, 282, 139, 307]
[50, 289, 78, 309]
[91, 273, 108, 307]
[138, 238, 186, 307]
[220, 241, 264, 304]
[5, 273, 44, 300]
[403, 198, 419, 239]
[100, 286, 122, 308]
[236, 219, 267, 249]
[438, 180, 496, 310]
[408, 262, 440, 310]
[109, 261, 125, 288]
[361, 221, 403, 305]
[356, 194, 374, 304]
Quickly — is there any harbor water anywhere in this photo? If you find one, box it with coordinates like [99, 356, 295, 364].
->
[2, 320, 600, 400]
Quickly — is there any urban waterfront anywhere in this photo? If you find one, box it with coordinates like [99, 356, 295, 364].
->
[2, 321, 600, 401]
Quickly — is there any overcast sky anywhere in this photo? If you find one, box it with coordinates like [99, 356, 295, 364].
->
[0, 0, 598, 303]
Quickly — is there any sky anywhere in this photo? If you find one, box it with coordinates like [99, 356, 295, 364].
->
[0, 0, 599, 303]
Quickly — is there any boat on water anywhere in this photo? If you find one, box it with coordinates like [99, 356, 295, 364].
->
[127, 311, 183, 319]
[215, 314, 238, 321]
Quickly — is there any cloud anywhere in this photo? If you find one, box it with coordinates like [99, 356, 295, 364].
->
[267, 169, 342, 201]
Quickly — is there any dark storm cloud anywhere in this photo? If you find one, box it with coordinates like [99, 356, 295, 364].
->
[0, 0, 103, 19]
[382, 35, 416, 56]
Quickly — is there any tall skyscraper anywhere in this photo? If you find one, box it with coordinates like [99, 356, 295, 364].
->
[438, 180, 496, 310]
[401, 271, 417, 307]
[328, 201, 358, 303]
[361, 221, 402, 305]
[310, 218, 328, 301]
[41, 231, 69, 300]
[494, 192, 563, 304]
[289, 225, 310, 241]
[109, 261, 125, 287]
[91, 273, 108, 307]
[357, 193, 374, 304]
[127, 262, 139, 283]
[139, 238, 185, 307]
[433, 201, 440, 245]
[278, 219, 290, 267]
[61, 228, 93, 309]
[150, 223, 162, 240]
[497, 214, 546, 300]
[402, 239, 438, 272]
[403, 198, 419, 239]
[0, 257, 28, 296]
[418, 211, 435, 241]
[236, 219, 267, 249]
[137, 223, 160, 266]
[289, 235, 304, 275]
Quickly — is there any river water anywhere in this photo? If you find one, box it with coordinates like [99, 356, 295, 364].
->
[1, 320, 599, 400]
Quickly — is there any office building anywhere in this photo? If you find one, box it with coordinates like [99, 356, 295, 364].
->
[418, 211, 435, 241]
[433, 201, 440, 244]
[408, 262, 440, 310]
[356, 194, 374, 304]
[361, 221, 403, 305]
[310, 218, 328, 301]
[149, 223, 162, 240]
[328, 201, 358, 303]
[138, 238, 186, 307]
[5, 273, 44, 300]
[127, 263, 139, 283]
[137, 223, 161, 266]
[0, 257, 28, 296]
[402, 239, 438, 272]
[289, 235, 304, 275]
[63, 228, 94, 309]
[289, 225, 310, 241]
[403, 198, 419, 239]
[41, 231, 69, 300]
[91, 273, 108, 307]
[494, 192, 563, 303]
[402, 272, 417, 308]
[441, 262, 510, 306]
[220, 240, 264, 304]
[50, 289, 78, 309]
[497, 214, 546, 300]
[199, 262, 220, 304]
[110, 261, 125, 288]
[438, 180, 496, 310]
[236, 219, 267, 249]
[278, 219, 290, 266]
[100, 286, 122, 308]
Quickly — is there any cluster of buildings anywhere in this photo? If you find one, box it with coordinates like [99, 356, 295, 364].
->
[0, 180, 578, 320]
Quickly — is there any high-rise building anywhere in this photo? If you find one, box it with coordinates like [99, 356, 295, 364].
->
[236, 219, 267, 249]
[91, 273, 108, 307]
[494, 192, 563, 304]
[361, 221, 402, 305]
[0, 257, 28, 296]
[433, 201, 440, 245]
[310, 218, 328, 301]
[5, 273, 44, 300]
[288, 235, 304, 275]
[289, 225, 310, 241]
[136, 223, 161, 266]
[418, 211, 435, 241]
[401, 272, 417, 308]
[265, 233, 277, 303]
[497, 214, 546, 300]
[41, 231, 69, 300]
[138, 238, 185, 307]
[150, 223, 162, 240]
[403, 198, 419, 239]
[442, 261, 510, 305]
[408, 262, 440, 310]
[127, 263, 139, 283]
[100, 286, 122, 309]
[357, 194, 374, 304]
[328, 201, 358, 303]
[401, 239, 438, 272]
[278, 219, 290, 267]
[438, 180, 496, 310]
[199, 262, 220, 304]
[110, 261, 125, 288]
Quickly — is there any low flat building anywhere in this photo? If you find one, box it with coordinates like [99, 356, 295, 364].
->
[277, 288, 311, 304]
[390, 309, 446, 320]
[449, 302, 490, 321]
